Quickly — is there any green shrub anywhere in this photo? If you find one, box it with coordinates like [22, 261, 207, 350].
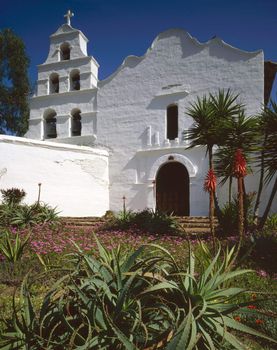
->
[0, 188, 26, 206]
[1, 238, 276, 349]
[133, 208, 178, 234]
[0, 230, 30, 263]
[218, 193, 255, 235]
[110, 208, 179, 235]
[0, 202, 59, 228]
[245, 230, 277, 274]
[264, 214, 277, 231]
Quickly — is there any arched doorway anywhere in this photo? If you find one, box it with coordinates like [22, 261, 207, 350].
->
[156, 162, 189, 216]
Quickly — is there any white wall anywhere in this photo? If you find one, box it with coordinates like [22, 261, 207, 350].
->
[96, 29, 265, 215]
[0, 135, 109, 217]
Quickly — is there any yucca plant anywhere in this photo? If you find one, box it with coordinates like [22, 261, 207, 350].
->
[0, 230, 30, 262]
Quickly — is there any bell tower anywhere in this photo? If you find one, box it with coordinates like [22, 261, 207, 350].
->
[27, 11, 99, 142]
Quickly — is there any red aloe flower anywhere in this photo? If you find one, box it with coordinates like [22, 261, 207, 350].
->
[233, 149, 247, 178]
[204, 169, 217, 193]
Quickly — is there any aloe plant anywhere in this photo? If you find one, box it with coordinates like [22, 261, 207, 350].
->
[0, 237, 276, 349]
[141, 243, 277, 350]
[0, 230, 30, 262]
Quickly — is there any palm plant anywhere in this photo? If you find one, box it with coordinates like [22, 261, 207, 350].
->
[214, 111, 259, 203]
[186, 90, 241, 236]
[253, 99, 277, 228]
[213, 111, 259, 237]
[186, 95, 215, 169]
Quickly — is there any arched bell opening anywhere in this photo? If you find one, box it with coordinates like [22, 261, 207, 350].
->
[60, 42, 70, 60]
[71, 108, 82, 136]
[44, 109, 57, 139]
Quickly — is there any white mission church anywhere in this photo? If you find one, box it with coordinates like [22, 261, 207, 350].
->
[1, 11, 276, 216]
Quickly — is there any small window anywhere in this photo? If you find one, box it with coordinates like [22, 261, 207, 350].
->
[44, 110, 57, 139]
[49, 73, 59, 94]
[71, 109, 81, 136]
[60, 42, 70, 60]
[70, 70, 80, 91]
[167, 105, 178, 140]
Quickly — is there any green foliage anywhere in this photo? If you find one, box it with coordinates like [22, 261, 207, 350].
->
[0, 188, 26, 206]
[113, 209, 136, 229]
[0, 238, 276, 349]
[218, 193, 255, 235]
[133, 208, 178, 234]
[0, 28, 30, 135]
[0, 230, 30, 262]
[242, 228, 277, 275]
[0, 202, 59, 228]
[264, 214, 277, 231]
[110, 209, 179, 234]
[260, 100, 277, 184]
[214, 112, 259, 185]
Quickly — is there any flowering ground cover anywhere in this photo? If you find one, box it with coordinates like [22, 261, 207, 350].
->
[0, 221, 277, 349]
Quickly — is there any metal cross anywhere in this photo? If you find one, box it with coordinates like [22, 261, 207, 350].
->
[64, 10, 74, 25]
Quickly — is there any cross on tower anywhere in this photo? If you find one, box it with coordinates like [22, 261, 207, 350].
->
[64, 10, 74, 26]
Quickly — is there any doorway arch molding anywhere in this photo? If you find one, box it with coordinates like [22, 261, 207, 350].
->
[148, 153, 197, 181]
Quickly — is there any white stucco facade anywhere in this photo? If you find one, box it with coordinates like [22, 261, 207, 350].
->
[1, 19, 276, 216]
[0, 135, 109, 216]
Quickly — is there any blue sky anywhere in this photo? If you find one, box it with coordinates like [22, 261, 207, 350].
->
[1, 0, 277, 101]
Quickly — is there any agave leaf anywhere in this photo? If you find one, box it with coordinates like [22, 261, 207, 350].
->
[93, 233, 111, 263]
[198, 248, 221, 289]
[204, 287, 245, 301]
[222, 316, 277, 344]
[114, 272, 137, 318]
[121, 245, 145, 273]
[214, 321, 248, 350]
[146, 243, 179, 269]
[198, 323, 216, 350]
[20, 275, 36, 329]
[102, 300, 139, 350]
[139, 281, 179, 296]
[166, 307, 194, 350]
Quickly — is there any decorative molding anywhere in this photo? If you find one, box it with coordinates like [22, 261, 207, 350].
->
[38, 55, 99, 69]
[148, 153, 197, 180]
[0, 135, 107, 156]
[31, 87, 98, 100]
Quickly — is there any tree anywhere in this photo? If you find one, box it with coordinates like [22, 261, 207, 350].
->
[257, 99, 277, 228]
[0, 28, 30, 136]
[214, 111, 259, 202]
[233, 149, 247, 239]
[186, 90, 241, 236]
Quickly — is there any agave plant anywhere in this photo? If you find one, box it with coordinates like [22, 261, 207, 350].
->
[1, 237, 276, 350]
[0, 230, 30, 262]
[141, 243, 277, 350]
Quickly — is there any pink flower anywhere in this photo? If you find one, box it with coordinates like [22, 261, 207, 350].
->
[256, 270, 268, 278]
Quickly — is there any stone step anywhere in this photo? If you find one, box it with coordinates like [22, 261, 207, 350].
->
[60, 217, 218, 234]
[180, 227, 212, 235]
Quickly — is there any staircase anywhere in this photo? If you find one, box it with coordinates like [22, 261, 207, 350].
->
[60, 216, 218, 235]
[60, 217, 106, 228]
[174, 216, 218, 235]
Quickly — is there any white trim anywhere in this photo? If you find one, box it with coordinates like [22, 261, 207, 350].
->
[148, 153, 197, 180]
[0, 135, 108, 156]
